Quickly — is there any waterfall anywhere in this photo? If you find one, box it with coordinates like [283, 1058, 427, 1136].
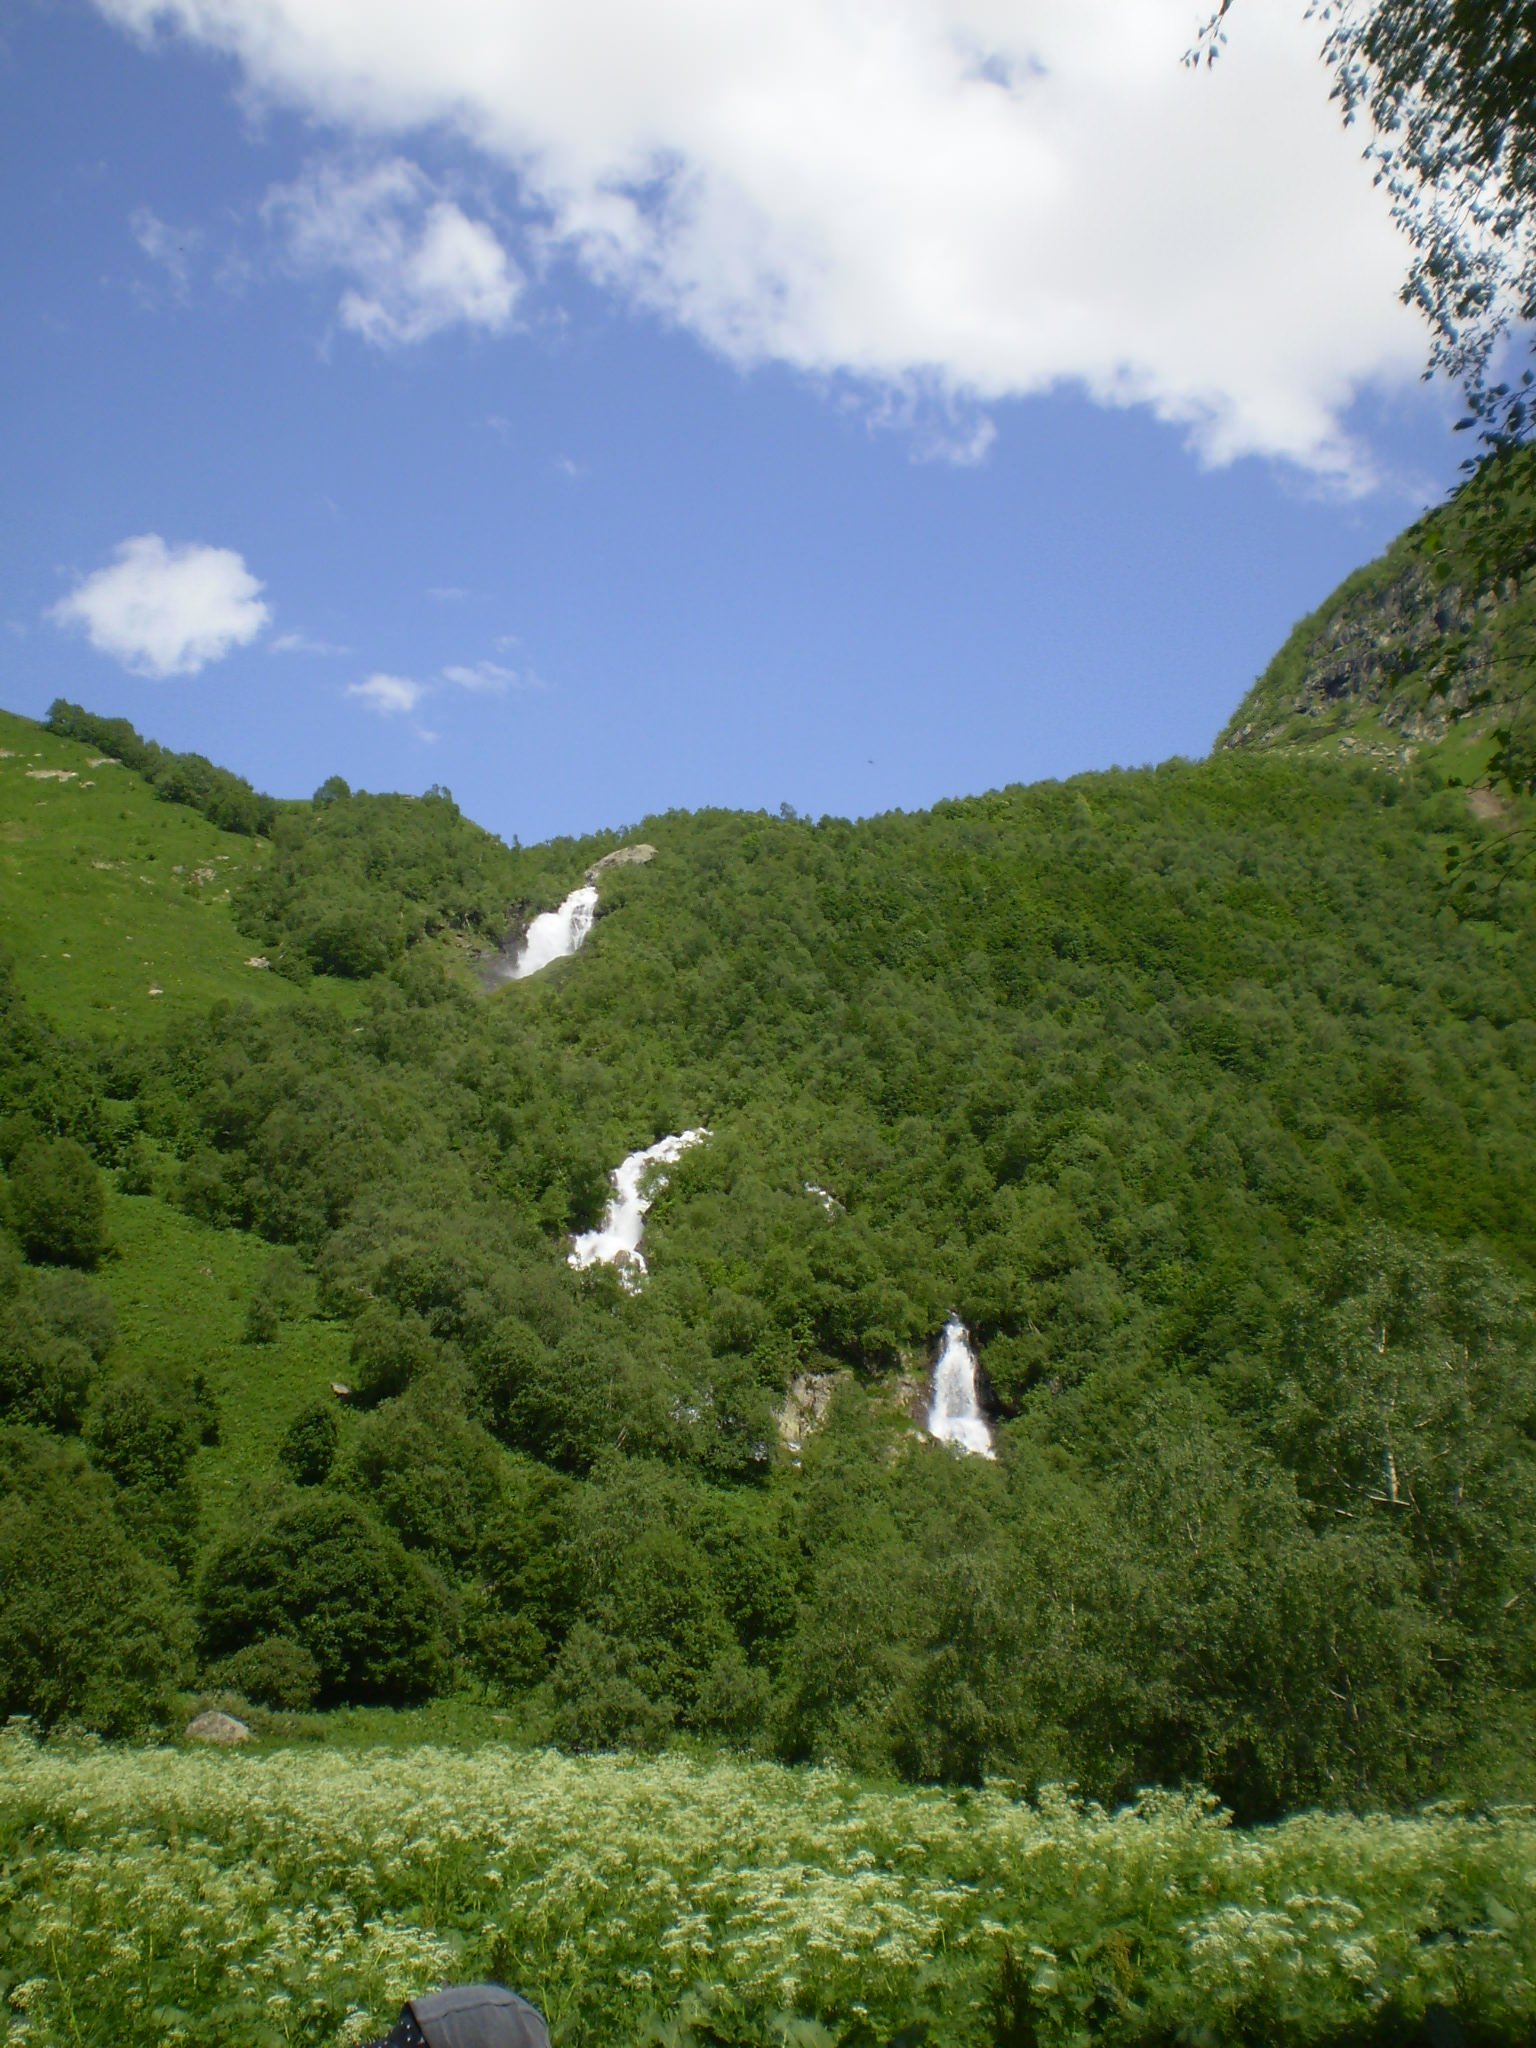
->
[504, 884, 599, 980]
[927, 1318, 995, 1458]
[568, 1130, 711, 1291]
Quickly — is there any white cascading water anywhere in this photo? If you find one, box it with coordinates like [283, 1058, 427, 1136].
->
[506, 884, 598, 980]
[927, 1318, 995, 1458]
[568, 1129, 711, 1291]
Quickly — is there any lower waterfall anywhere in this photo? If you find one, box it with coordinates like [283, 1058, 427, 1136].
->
[927, 1318, 995, 1458]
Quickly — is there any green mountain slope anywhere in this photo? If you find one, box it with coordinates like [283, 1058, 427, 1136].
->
[5, 494, 1536, 1823]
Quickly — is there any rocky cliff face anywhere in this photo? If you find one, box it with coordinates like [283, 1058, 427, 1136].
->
[1223, 565, 1497, 763]
[1219, 461, 1534, 776]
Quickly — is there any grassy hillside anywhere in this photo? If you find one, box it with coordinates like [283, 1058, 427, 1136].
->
[0, 706, 292, 1032]
[102, 1189, 353, 1533]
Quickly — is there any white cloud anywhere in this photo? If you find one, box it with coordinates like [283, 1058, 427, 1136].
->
[94, 0, 1427, 480]
[130, 206, 199, 300]
[49, 535, 269, 677]
[859, 385, 999, 467]
[347, 672, 426, 715]
[442, 659, 536, 693]
[264, 158, 520, 346]
[272, 629, 350, 655]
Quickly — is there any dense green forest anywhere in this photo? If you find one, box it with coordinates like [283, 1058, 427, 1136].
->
[3, 480, 1536, 1836]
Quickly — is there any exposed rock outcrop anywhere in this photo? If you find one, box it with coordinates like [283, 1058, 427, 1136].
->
[585, 843, 657, 883]
[1223, 562, 1498, 762]
[776, 1371, 845, 1454]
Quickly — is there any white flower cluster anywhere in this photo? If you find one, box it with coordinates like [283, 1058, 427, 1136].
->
[2, 1728, 1533, 2046]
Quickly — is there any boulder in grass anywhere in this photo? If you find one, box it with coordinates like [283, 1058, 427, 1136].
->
[185, 1709, 251, 1745]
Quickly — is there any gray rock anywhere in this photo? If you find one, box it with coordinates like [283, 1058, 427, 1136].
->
[585, 842, 657, 882]
[185, 1709, 251, 1745]
[776, 1370, 844, 1454]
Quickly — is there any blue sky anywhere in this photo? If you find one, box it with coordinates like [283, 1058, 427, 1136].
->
[3, 0, 1466, 848]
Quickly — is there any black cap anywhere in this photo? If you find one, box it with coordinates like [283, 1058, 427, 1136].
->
[406, 1985, 551, 2048]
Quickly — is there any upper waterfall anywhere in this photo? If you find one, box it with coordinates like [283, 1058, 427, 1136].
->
[505, 884, 598, 980]
[569, 1130, 711, 1291]
[927, 1319, 995, 1458]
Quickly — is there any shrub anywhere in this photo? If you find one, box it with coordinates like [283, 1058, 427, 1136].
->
[243, 1292, 281, 1345]
[87, 1374, 199, 1493]
[304, 903, 396, 979]
[206, 1634, 321, 1710]
[277, 1400, 340, 1486]
[7, 1137, 108, 1268]
[0, 1319, 93, 1433]
[335, 1386, 503, 1563]
[178, 1149, 234, 1226]
[348, 1306, 444, 1405]
[464, 1600, 549, 1694]
[198, 1494, 451, 1705]
[115, 1131, 157, 1196]
[550, 1621, 674, 1752]
[31, 1266, 117, 1363]
[244, 1249, 308, 1349]
[0, 1248, 101, 1431]
[0, 1428, 193, 1732]
[87, 1373, 203, 1574]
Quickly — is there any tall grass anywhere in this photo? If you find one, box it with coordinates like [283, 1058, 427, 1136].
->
[2, 1729, 1532, 2046]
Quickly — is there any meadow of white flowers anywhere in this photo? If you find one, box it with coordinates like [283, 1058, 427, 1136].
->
[1, 1727, 1532, 2046]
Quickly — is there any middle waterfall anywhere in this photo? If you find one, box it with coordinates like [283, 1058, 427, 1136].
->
[568, 1130, 711, 1291]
